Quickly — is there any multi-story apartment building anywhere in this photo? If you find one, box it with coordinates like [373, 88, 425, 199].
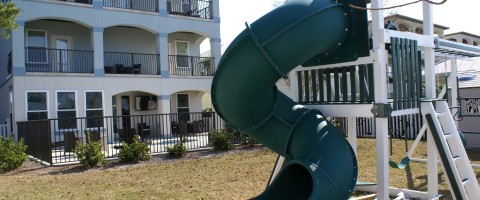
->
[0, 0, 221, 139]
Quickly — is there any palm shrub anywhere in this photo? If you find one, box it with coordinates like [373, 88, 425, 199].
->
[0, 137, 28, 171]
[166, 139, 187, 158]
[118, 136, 151, 162]
[210, 129, 234, 150]
[75, 134, 105, 169]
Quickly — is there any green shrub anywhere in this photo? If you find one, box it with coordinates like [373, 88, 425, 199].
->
[75, 134, 105, 169]
[210, 129, 234, 151]
[118, 136, 151, 162]
[166, 139, 187, 158]
[0, 137, 28, 172]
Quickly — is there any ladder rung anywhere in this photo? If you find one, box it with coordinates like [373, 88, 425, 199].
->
[436, 112, 446, 117]
[462, 178, 470, 186]
[445, 133, 454, 140]
[453, 156, 462, 163]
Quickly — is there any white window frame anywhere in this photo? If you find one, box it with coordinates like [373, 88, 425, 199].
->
[25, 90, 50, 121]
[55, 90, 78, 130]
[84, 90, 105, 128]
[26, 29, 48, 64]
[175, 40, 190, 68]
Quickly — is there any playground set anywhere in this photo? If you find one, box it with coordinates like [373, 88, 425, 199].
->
[211, 0, 480, 199]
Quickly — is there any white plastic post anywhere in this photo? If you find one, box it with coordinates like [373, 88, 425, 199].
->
[423, 1, 439, 198]
[450, 58, 458, 126]
[371, 0, 389, 199]
[347, 117, 357, 156]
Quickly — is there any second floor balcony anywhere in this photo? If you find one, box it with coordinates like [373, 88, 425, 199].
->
[24, 47, 215, 77]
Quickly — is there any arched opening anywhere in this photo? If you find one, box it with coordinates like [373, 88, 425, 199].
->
[473, 41, 478, 46]
[103, 26, 159, 75]
[168, 31, 215, 76]
[462, 38, 469, 44]
[25, 19, 93, 73]
[448, 38, 457, 42]
[415, 27, 423, 34]
[398, 24, 409, 32]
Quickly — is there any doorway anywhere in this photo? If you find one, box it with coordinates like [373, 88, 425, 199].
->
[51, 35, 72, 72]
[121, 96, 131, 129]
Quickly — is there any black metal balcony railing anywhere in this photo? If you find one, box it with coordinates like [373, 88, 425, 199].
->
[25, 47, 94, 73]
[169, 55, 215, 76]
[104, 51, 160, 75]
[103, 0, 158, 12]
[56, 0, 92, 5]
[167, 0, 213, 19]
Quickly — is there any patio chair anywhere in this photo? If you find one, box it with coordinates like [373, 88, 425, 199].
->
[137, 123, 150, 138]
[118, 128, 137, 144]
[64, 132, 77, 155]
[86, 131, 101, 144]
[133, 64, 141, 74]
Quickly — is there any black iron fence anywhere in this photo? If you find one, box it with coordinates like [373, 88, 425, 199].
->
[169, 55, 215, 76]
[104, 51, 160, 75]
[25, 47, 94, 73]
[103, 0, 158, 12]
[16, 112, 251, 165]
[167, 0, 213, 19]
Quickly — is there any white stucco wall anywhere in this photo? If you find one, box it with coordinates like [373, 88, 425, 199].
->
[12, 75, 212, 122]
[26, 20, 92, 50]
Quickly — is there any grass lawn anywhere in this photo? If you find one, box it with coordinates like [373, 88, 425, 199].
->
[1, 138, 479, 199]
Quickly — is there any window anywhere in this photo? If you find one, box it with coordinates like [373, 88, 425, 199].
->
[85, 91, 104, 128]
[57, 91, 77, 129]
[26, 91, 48, 120]
[175, 41, 189, 68]
[177, 93, 190, 121]
[26, 30, 47, 63]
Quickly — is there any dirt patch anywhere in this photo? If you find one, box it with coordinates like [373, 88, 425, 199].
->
[1, 146, 267, 176]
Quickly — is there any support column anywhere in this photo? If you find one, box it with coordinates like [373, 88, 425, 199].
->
[423, 1, 439, 198]
[347, 117, 357, 156]
[156, 33, 169, 77]
[371, 0, 389, 199]
[210, 37, 221, 70]
[11, 20, 25, 76]
[450, 58, 459, 126]
[92, 0, 103, 9]
[158, 95, 172, 138]
[91, 27, 104, 77]
[212, 0, 220, 23]
[158, 0, 167, 16]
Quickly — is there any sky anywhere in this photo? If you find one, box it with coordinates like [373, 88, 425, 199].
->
[217, 0, 480, 49]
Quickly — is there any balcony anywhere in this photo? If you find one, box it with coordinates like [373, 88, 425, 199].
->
[169, 55, 215, 76]
[25, 47, 94, 73]
[104, 51, 160, 75]
[24, 48, 215, 77]
[167, 0, 213, 19]
[29, 0, 217, 18]
[103, 0, 159, 12]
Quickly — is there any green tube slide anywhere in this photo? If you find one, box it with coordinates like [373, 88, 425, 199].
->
[211, 0, 362, 199]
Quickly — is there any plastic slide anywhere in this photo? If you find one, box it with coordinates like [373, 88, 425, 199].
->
[211, 0, 365, 199]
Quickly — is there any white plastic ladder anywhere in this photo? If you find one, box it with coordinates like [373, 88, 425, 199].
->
[422, 100, 480, 200]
